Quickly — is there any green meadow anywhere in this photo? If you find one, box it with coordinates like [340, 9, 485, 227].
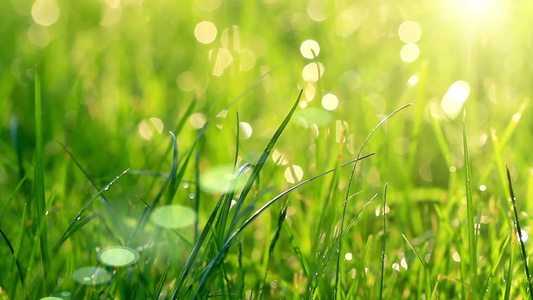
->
[2, 0, 533, 298]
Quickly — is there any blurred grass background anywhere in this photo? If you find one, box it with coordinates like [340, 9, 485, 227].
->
[2, 0, 533, 298]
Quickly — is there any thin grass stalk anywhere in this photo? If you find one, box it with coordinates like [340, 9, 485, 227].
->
[335, 103, 412, 299]
[506, 166, 533, 299]
[379, 184, 388, 300]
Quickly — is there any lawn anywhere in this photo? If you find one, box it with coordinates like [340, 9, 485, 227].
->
[1, 0, 533, 299]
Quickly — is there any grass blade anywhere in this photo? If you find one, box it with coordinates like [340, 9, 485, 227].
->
[336, 103, 412, 298]
[462, 111, 477, 292]
[152, 257, 171, 300]
[34, 67, 49, 279]
[53, 169, 130, 251]
[481, 234, 510, 296]
[379, 184, 388, 300]
[402, 234, 433, 298]
[227, 89, 303, 236]
[504, 237, 516, 300]
[0, 226, 24, 286]
[193, 153, 375, 297]
[506, 166, 533, 299]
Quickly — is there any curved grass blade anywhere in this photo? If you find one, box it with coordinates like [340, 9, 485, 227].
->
[57, 141, 127, 242]
[54, 214, 98, 252]
[193, 153, 376, 297]
[336, 103, 412, 298]
[170, 163, 253, 298]
[1, 226, 24, 286]
[258, 201, 288, 300]
[402, 234, 433, 298]
[227, 89, 303, 236]
[9, 203, 28, 293]
[481, 234, 510, 296]
[53, 169, 130, 251]
[506, 166, 533, 299]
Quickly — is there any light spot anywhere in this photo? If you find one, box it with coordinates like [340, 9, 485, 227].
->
[345, 253, 353, 261]
[200, 164, 249, 193]
[150, 205, 197, 229]
[284, 165, 304, 183]
[239, 49, 256, 71]
[272, 149, 289, 165]
[177, 71, 198, 92]
[511, 112, 522, 124]
[302, 62, 324, 82]
[335, 120, 349, 143]
[398, 20, 422, 43]
[368, 166, 381, 187]
[32, 0, 60, 26]
[393, 137, 410, 155]
[365, 93, 386, 113]
[304, 83, 316, 101]
[98, 246, 139, 267]
[73, 267, 111, 285]
[479, 185, 487, 192]
[307, 0, 328, 22]
[27, 24, 51, 47]
[321, 93, 339, 111]
[239, 122, 253, 139]
[392, 263, 400, 271]
[400, 258, 408, 270]
[335, 4, 365, 37]
[452, 251, 461, 262]
[300, 39, 320, 59]
[194, 0, 221, 11]
[449, 166, 457, 172]
[400, 43, 420, 63]
[100, 5, 122, 27]
[519, 230, 529, 242]
[105, 0, 121, 9]
[189, 113, 206, 129]
[441, 80, 470, 119]
[138, 118, 164, 141]
[194, 21, 217, 44]
[212, 48, 233, 76]
[408, 75, 419, 86]
[419, 162, 433, 182]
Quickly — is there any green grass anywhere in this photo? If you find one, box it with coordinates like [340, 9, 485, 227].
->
[2, 0, 533, 299]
